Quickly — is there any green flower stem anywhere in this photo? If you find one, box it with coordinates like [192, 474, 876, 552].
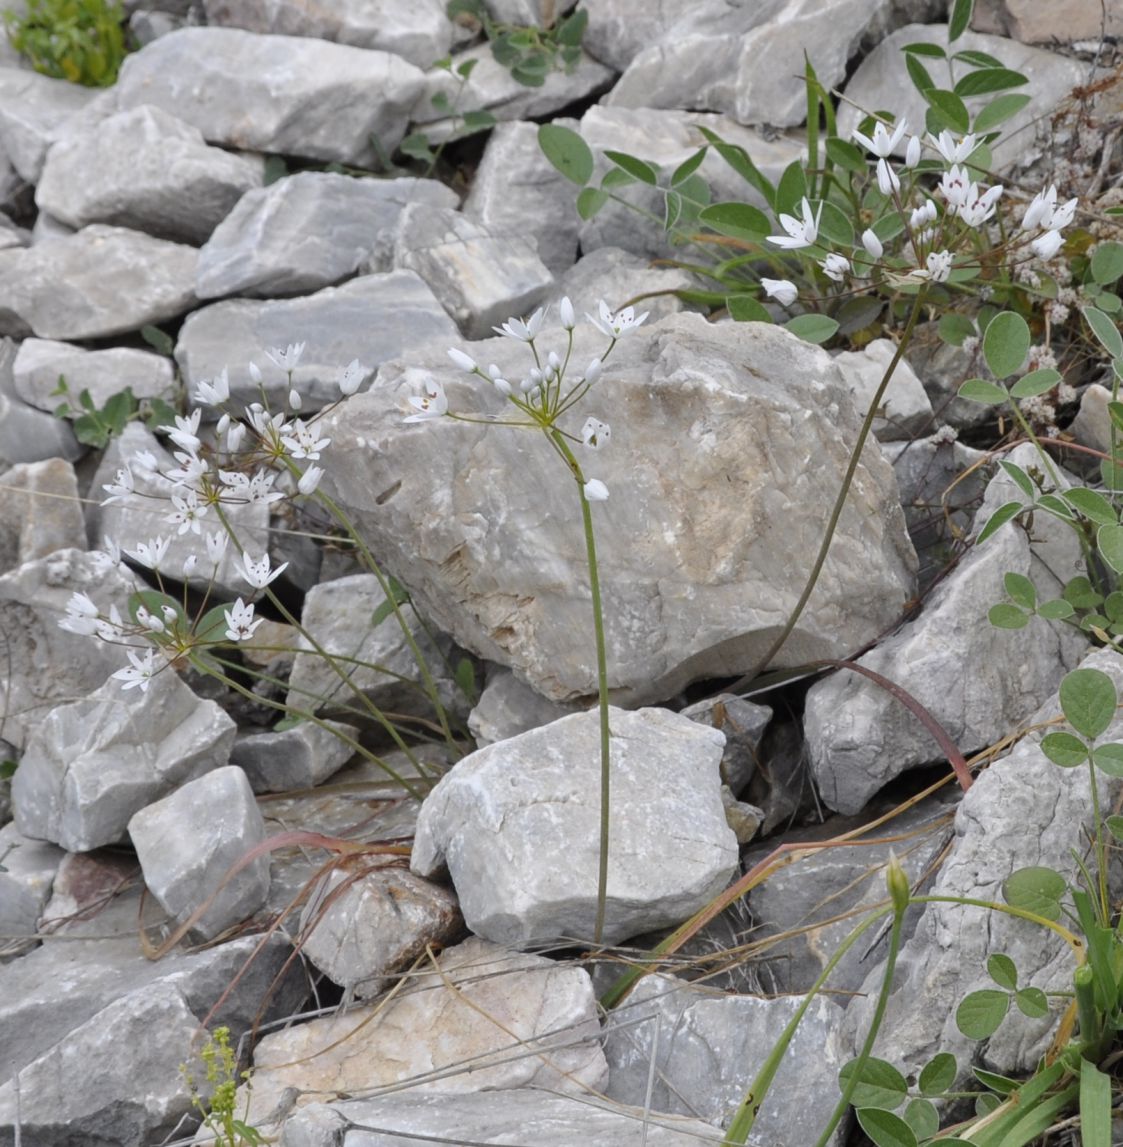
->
[722, 904, 895, 1145]
[727, 285, 930, 691]
[550, 429, 612, 946]
[1086, 755, 1109, 921]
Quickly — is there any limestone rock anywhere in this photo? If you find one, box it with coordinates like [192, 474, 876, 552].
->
[115, 27, 426, 165]
[412, 706, 738, 947]
[196, 173, 458, 299]
[230, 719, 359, 793]
[681, 692, 772, 795]
[36, 105, 264, 244]
[0, 822, 64, 960]
[833, 338, 935, 441]
[323, 314, 917, 703]
[468, 667, 578, 748]
[393, 203, 554, 339]
[0, 458, 86, 569]
[973, 0, 1123, 42]
[0, 225, 198, 340]
[0, 67, 100, 182]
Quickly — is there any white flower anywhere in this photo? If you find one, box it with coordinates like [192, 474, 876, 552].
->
[876, 157, 900, 196]
[135, 604, 165, 634]
[958, 183, 1003, 229]
[248, 361, 263, 384]
[1031, 229, 1065, 260]
[493, 308, 546, 342]
[581, 418, 611, 450]
[297, 464, 324, 496]
[266, 342, 306, 371]
[58, 591, 100, 636]
[939, 165, 972, 210]
[193, 368, 230, 407]
[404, 379, 448, 423]
[486, 364, 512, 396]
[904, 134, 921, 169]
[126, 536, 170, 569]
[585, 358, 602, 384]
[559, 296, 576, 330]
[583, 479, 609, 501]
[167, 490, 207, 536]
[101, 465, 134, 506]
[585, 300, 649, 339]
[223, 597, 264, 642]
[930, 130, 978, 165]
[130, 450, 159, 478]
[205, 530, 228, 567]
[166, 450, 208, 488]
[851, 118, 908, 158]
[111, 647, 162, 692]
[909, 250, 953, 283]
[280, 418, 332, 460]
[761, 278, 798, 306]
[339, 359, 369, 396]
[240, 551, 288, 590]
[1045, 195, 1077, 231]
[288, 388, 303, 412]
[226, 422, 246, 452]
[248, 470, 284, 506]
[820, 253, 851, 282]
[767, 197, 821, 250]
[447, 347, 477, 372]
[95, 604, 124, 642]
[861, 229, 883, 259]
[183, 553, 198, 577]
[159, 409, 203, 455]
[910, 199, 937, 229]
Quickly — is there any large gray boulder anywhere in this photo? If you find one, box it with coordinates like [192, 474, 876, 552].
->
[0, 67, 101, 182]
[115, 27, 426, 164]
[412, 706, 738, 947]
[0, 458, 86, 569]
[323, 313, 917, 703]
[0, 337, 82, 465]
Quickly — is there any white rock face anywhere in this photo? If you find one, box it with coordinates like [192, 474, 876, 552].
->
[412, 706, 738, 947]
[833, 338, 935, 441]
[325, 313, 917, 703]
[35, 105, 264, 244]
[14, 338, 174, 412]
[115, 27, 426, 164]
[0, 68, 100, 182]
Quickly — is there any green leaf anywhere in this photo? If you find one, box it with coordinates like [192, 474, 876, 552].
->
[838, 1057, 909, 1110]
[603, 149, 658, 186]
[698, 201, 770, 239]
[140, 324, 175, 357]
[1002, 572, 1036, 611]
[195, 603, 233, 643]
[537, 124, 593, 185]
[938, 312, 976, 346]
[370, 577, 411, 627]
[976, 500, 1023, 544]
[670, 149, 707, 185]
[1098, 522, 1123, 575]
[1060, 667, 1117, 739]
[1064, 486, 1118, 526]
[903, 1097, 939, 1141]
[824, 136, 867, 175]
[1092, 742, 1123, 777]
[855, 1108, 917, 1147]
[601, 167, 636, 189]
[924, 88, 970, 134]
[998, 460, 1035, 499]
[696, 127, 776, 207]
[1080, 1058, 1112, 1147]
[919, 1052, 957, 1096]
[956, 989, 1009, 1039]
[1096, 291, 1122, 313]
[272, 714, 304, 732]
[1002, 865, 1066, 921]
[982, 311, 1030, 378]
[1041, 731, 1090, 768]
[987, 952, 1018, 990]
[454, 656, 476, 700]
[1009, 367, 1061, 398]
[902, 41, 947, 57]
[0, 758, 17, 780]
[785, 314, 839, 345]
[576, 187, 608, 220]
[988, 603, 1029, 629]
[459, 109, 497, 132]
[949, 0, 974, 41]
[975, 1093, 1002, 1117]
[556, 8, 587, 46]
[1064, 575, 1103, 608]
[834, 295, 884, 337]
[973, 1067, 1020, 1095]
[905, 52, 935, 94]
[816, 200, 854, 247]
[398, 132, 436, 163]
[727, 295, 772, 323]
[1106, 814, 1123, 842]
[954, 49, 1004, 68]
[954, 67, 1027, 97]
[1085, 306, 1123, 359]
[664, 190, 681, 231]
[774, 159, 807, 216]
[1092, 241, 1123, 286]
[972, 92, 1032, 132]
[957, 377, 1008, 404]
[1038, 598, 1076, 620]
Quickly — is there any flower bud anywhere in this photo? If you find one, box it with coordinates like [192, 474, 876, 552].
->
[559, 296, 575, 330]
[861, 229, 883, 259]
[248, 361, 262, 383]
[761, 278, 798, 307]
[585, 358, 602, 385]
[886, 852, 910, 916]
[289, 388, 302, 411]
[583, 478, 609, 501]
[904, 134, 921, 169]
[448, 347, 477, 372]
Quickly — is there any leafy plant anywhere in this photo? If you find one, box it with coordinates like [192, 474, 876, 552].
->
[398, 56, 497, 173]
[180, 1026, 265, 1147]
[50, 377, 178, 449]
[3, 0, 128, 87]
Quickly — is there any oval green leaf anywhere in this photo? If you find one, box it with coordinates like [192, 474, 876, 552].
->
[956, 989, 1009, 1040]
[1106, 814, 1123, 843]
[982, 311, 1030, 379]
[576, 187, 608, 220]
[1002, 571, 1036, 610]
[1002, 865, 1066, 921]
[1085, 306, 1123, 359]
[1060, 666, 1118, 738]
[987, 952, 1018, 990]
[1009, 367, 1061, 398]
[1064, 486, 1118, 526]
[538, 124, 593, 185]
[1092, 742, 1123, 777]
[1092, 241, 1123, 286]
[1038, 598, 1076, 620]
[856, 1108, 918, 1147]
[973, 92, 1032, 132]
[727, 294, 772, 323]
[1014, 986, 1049, 1019]
[670, 149, 707, 186]
[958, 377, 1008, 405]
[976, 500, 1023, 544]
[988, 603, 1029, 629]
[838, 1057, 908, 1110]
[919, 1052, 957, 1096]
[954, 67, 1027, 97]
[785, 314, 839, 345]
[603, 149, 659, 186]
[1041, 731, 1090, 768]
[698, 201, 770, 239]
[998, 460, 1035, 498]
[903, 1097, 939, 1141]
[949, 0, 973, 40]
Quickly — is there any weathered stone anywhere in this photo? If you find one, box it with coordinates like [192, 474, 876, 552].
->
[973, 0, 1123, 42]
[0, 211, 27, 250]
[1072, 382, 1113, 455]
[805, 444, 1089, 815]
[581, 0, 698, 71]
[196, 173, 458, 299]
[325, 314, 917, 703]
[393, 203, 554, 338]
[0, 67, 100, 182]
[230, 719, 359, 793]
[129, 765, 269, 940]
[128, 8, 186, 44]
[285, 572, 466, 725]
[681, 692, 772, 795]
[833, 338, 935, 441]
[0, 458, 86, 570]
[905, 322, 995, 431]
[202, 0, 454, 68]
[412, 706, 738, 947]
[29, 210, 74, 243]
[237, 936, 607, 1136]
[36, 105, 264, 244]
[176, 271, 459, 410]
[839, 25, 1087, 170]
[13, 337, 175, 412]
[0, 225, 198, 340]
[115, 27, 426, 165]
[462, 119, 583, 275]
[279, 1092, 720, 1147]
[841, 646, 1123, 1082]
[0, 822, 63, 959]
[604, 973, 846, 1143]
[299, 859, 461, 997]
[0, 549, 133, 748]
[468, 667, 578, 748]
[604, 0, 890, 127]
[37, 849, 140, 939]
[87, 421, 271, 596]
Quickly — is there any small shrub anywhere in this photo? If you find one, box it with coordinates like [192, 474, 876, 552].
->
[4, 0, 128, 87]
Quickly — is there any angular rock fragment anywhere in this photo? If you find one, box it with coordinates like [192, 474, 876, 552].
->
[833, 338, 935, 441]
[468, 667, 578, 748]
[0, 458, 86, 569]
[0, 68, 101, 182]
[230, 719, 359, 793]
[0, 821, 63, 959]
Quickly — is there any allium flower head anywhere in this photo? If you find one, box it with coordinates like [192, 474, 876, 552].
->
[159, 409, 203, 455]
[493, 308, 546, 342]
[909, 250, 953, 283]
[58, 591, 99, 636]
[280, 418, 332, 460]
[101, 465, 135, 506]
[404, 379, 448, 423]
[127, 536, 170, 570]
[767, 197, 821, 250]
[820, 253, 851, 282]
[1031, 229, 1065, 260]
[581, 418, 611, 450]
[167, 491, 207, 536]
[224, 598, 264, 642]
[586, 300, 649, 339]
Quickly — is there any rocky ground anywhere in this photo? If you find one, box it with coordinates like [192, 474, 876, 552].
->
[1, 0, 1123, 1144]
